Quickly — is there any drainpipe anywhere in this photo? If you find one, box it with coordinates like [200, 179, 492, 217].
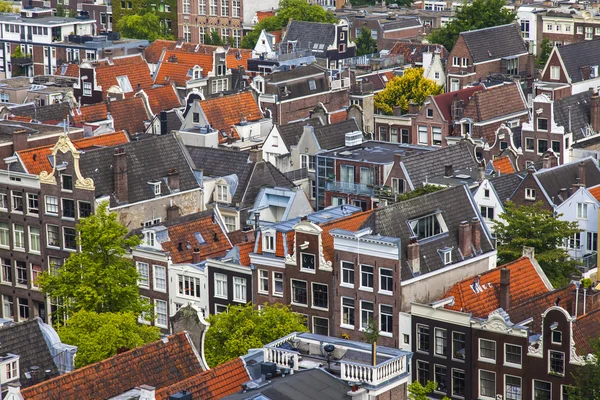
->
[574, 281, 580, 318]
[583, 287, 587, 315]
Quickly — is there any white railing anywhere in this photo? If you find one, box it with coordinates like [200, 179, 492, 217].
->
[340, 355, 406, 386]
[263, 347, 299, 371]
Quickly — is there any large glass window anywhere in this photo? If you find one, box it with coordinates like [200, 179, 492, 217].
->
[452, 369, 465, 397]
[380, 304, 393, 334]
[63, 227, 76, 250]
[549, 351, 565, 375]
[480, 339, 496, 361]
[11, 191, 23, 212]
[62, 199, 75, 218]
[417, 360, 429, 385]
[434, 365, 447, 394]
[312, 283, 328, 309]
[360, 265, 374, 289]
[506, 375, 522, 400]
[137, 262, 149, 288]
[417, 324, 429, 352]
[342, 297, 354, 326]
[505, 344, 522, 366]
[533, 380, 551, 400]
[153, 265, 166, 291]
[27, 193, 38, 215]
[273, 272, 283, 295]
[360, 300, 373, 330]
[29, 227, 40, 253]
[215, 273, 227, 298]
[291, 279, 307, 305]
[233, 277, 246, 302]
[452, 331, 466, 360]
[179, 275, 201, 298]
[13, 224, 24, 250]
[480, 370, 496, 398]
[258, 270, 269, 293]
[15, 261, 26, 286]
[45, 196, 58, 214]
[155, 300, 167, 326]
[435, 328, 448, 357]
[342, 261, 354, 285]
[380, 268, 393, 292]
[0, 223, 9, 247]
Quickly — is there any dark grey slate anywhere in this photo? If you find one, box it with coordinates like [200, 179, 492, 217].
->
[461, 24, 528, 64]
[557, 40, 600, 83]
[554, 91, 592, 141]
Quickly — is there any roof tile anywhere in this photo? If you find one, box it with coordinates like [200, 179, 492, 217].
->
[144, 85, 181, 114]
[492, 156, 516, 175]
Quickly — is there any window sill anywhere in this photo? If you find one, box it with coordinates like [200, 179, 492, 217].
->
[340, 324, 354, 330]
[291, 302, 308, 308]
[378, 290, 393, 296]
[272, 292, 283, 298]
[45, 213, 59, 217]
[340, 283, 355, 289]
[379, 331, 393, 337]
[178, 294, 202, 301]
[300, 268, 316, 274]
[13, 248, 25, 252]
[29, 250, 40, 255]
[26, 213, 39, 217]
[233, 299, 247, 304]
[0, 281, 12, 285]
[359, 287, 374, 292]
[257, 290, 269, 295]
[153, 288, 167, 293]
[11, 211, 23, 214]
[63, 248, 77, 252]
[478, 358, 497, 364]
[138, 285, 150, 290]
[61, 217, 75, 222]
[312, 306, 328, 311]
[214, 295, 228, 300]
[503, 362, 522, 369]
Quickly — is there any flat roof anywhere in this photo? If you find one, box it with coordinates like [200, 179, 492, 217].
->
[0, 13, 90, 26]
[318, 140, 434, 164]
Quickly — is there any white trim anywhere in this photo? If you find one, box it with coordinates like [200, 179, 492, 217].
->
[310, 281, 328, 311]
[472, 52, 528, 65]
[108, 187, 201, 210]
[478, 369, 496, 400]
[504, 343, 522, 369]
[272, 270, 284, 297]
[478, 338, 497, 363]
[290, 278, 308, 307]
[532, 379, 552, 399]
[312, 315, 329, 336]
[249, 253, 286, 268]
[504, 374, 522, 400]
[340, 296, 355, 329]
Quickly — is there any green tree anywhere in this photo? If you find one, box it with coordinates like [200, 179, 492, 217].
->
[0, 1, 17, 12]
[427, 0, 515, 50]
[241, 0, 337, 49]
[408, 381, 451, 400]
[58, 310, 160, 368]
[494, 201, 581, 287]
[37, 201, 148, 322]
[11, 46, 25, 59]
[205, 29, 224, 46]
[569, 338, 600, 399]
[205, 303, 308, 367]
[395, 184, 443, 202]
[536, 38, 553, 67]
[116, 12, 172, 41]
[374, 67, 443, 115]
[354, 25, 377, 56]
[56, 4, 65, 17]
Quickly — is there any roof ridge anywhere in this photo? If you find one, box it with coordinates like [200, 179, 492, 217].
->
[462, 23, 517, 34]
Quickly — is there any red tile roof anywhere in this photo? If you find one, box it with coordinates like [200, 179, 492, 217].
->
[321, 211, 372, 262]
[226, 49, 253, 71]
[269, 31, 282, 44]
[200, 92, 263, 143]
[256, 10, 275, 22]
[329, 109, 347, 124]
[17, 131, 129, 174]
[574, 306, 600, 355]
[432, 85, 483, 122]
[463, 83, 526, 123]
[7, 115, 32, 123]
[237, 241, 255, 267]
[442, 256, 552, 318]
[492, 156, 516, 175]
[588, 184, 600, 201]
[154, 61, 195, 87]
[388, 42, 449, 64]
[92, 55, 154, 98]
[73, 97, 150, 134]
[508, 284, 575, 333]
[21, 332, 203, 400]
[55, 63, 80, 77]
[144, 85, 181, 114]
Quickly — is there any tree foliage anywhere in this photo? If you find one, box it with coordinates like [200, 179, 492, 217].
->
[408, 381, 450, 400]
[350, 0, 412, 6]
[494, 201, 581, 287]
[362, 317, 379, 344]
[11, 46, 25, 59]
[427, 0, 515, 50]
[205, 303, 308, 367]
[395, 184, 444, 203]
[354, 25, 377, 56]
[536, 38, 553, 67]
[58, 310, 160, 368]
[374, 67, 443, 115]
[569, 338, 600, 400]
[0, 1, 17, 12]
[116, 12, 173, 41]
[38, 201, 148, 322]
[241, 0, 337, 49]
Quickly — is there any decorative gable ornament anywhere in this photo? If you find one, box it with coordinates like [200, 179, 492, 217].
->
[285, 220, 332, 271]
[39, 134, 95, 190]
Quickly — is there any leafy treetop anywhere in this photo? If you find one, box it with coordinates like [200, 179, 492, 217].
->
[354, 25, 377, 56]
[116, 12, 174, 41]
[569, 338, 600, 400]
[374, 67, 443, 115]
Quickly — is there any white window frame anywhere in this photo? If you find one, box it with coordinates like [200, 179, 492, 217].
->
[137, 262, 149, 288]
[359, 300, 374, 331]
[258, 269, 269, 294]
[548, 350, 565, 376]
[533, 379, 552, 400]
[291, 278, 308, 306]
[379, 304, 393, 336]
[214, 273, 227, 299]
[341, 261, 354, 287]
[379, 268, 393, 294]
[233, 277, 247, 303]
[272, 271, 283, 296]
[505, 374, 522, 400]
[263, 232, 275, 253]
[479, 369, 496, 400]
[504, 343, 522, 368]
[154, 299, 168, 328]
[341, 296, 354, 329]
[28, 227, 40, 253]
[479, 338, 496, 363]
[153, 265, 166, 292]
[550, 66, 560, 80]
[577, 202, 588, 220]
[360, 264, 374, 291]
[311, 282, 328, 310]
[525, 188, 536, 201]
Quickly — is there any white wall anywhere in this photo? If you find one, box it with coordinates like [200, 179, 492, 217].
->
[168, 263, 209, 318]
[555, 188, 599, 260]
[472, 179, 505, 234]
[262, 125, 290, 168]
[242, 0, 279, 27]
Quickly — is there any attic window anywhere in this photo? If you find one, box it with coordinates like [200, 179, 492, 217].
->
[263, 230, 275, 253]
[194, 232, 206, 245]
[408, 212, 448, 240]
[116, 75, 133, 93]
[145, 231, 155, 247]
[439, 248, 452, 265]
[148, 182, 161, 196]
[308, 79, 316, 91]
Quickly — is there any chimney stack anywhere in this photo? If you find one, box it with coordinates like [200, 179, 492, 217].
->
[192, 248, 201, 264]
[477, 165, 485, 182]
[394, 152, 402, 165]
[500, 267, 510, 311]
[470, 217, 481, 252]
[407, 236, 420, 274]
[113, 148, 128, 203]
[6, 382, 21, 397]
[160, 110, 168, 135]
[459, 221, 472, 257]
[139, 385, 156, 400]
[167, 168, 180, 191]
[542, 154, 552, 170]
[408, 101, 419, 115]
[444, 164, 453, 177]
[167, 205, 180, 220]
[13, 129, 29, 152]
[579, 161, 586, 187]
[249, 148, 262, 163]
[590, 93, 600, 133]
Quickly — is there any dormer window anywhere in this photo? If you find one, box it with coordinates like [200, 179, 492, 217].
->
[193, 67, 201, 79]
[409, 212, 448, 240]
[144, 231, 155, 247]
[149, 182, 161, 196]
[217, 64, 226, 76]
[216, 183, 229, 203]
[440, 248, 452, 265]
[525, 188, 536, 201]
[301, 253, 315, 271]
[263, 231, 275, 253]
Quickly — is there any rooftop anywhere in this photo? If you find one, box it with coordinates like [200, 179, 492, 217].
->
[318, 140, 434, 164]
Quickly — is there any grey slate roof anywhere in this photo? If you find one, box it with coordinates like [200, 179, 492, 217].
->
[556, 40, 600, 83]
[8, 102, 72, 123]
[282, 21, 336, 56]
[0, 318, 59, 387]
[79, 134, 199, 206]
[241, 161, 295, 209]
[314, 119, 361, 150]
[461, 24, 528, 64]
[554, 91, 592, 141]
[267, 64, 326, 84]
[489, 171, 526, 202]
[278, 118, 323, 149]
[401, 141, 478, 188]
[361, 185, 494, 280]
[535, 157, 600, 205]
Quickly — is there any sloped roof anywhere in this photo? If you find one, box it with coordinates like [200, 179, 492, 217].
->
[92, 55, 154, 97]
[144, 85, 181, 114]
[267, 64, 325, 84]
[282, 20, 336, 56]
[278, 118, 323, 148]
[154, 51, 214, 86]
[313, 119, 361, 150]
[556, 40, 600, 83]
[573, 306, 600, 355]
[489, 170, 526, 202]
[442, 256, 552, 318]
[329, 109, 347, 124]
[491, 156, 515, 175]
[199, 91, 263, 142]
[320, 211, 372, 262]
[18, 130, 130, 174]
[55, 63, 79, 77]
[21, 332, 203, 400]
[155, 357, 249, 400]
[534, 157, 600, 206]
[73, 97, 150, 134]
[8, 102, 71, 124]
[388, 42, 449, 64]
[154, 61, 195, 87]
[554, 91, 592, 141]
[460, 24, 528, 64]
[463, 83, 526, 122]
[241, 162, 295, 209]
[144, 40, 252, 69]
[431, 85, 483, 122]
[588, 184, 600, 201]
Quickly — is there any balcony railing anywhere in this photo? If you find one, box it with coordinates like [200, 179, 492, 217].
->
[340, 356, 407, 386]
[577, 252, 597, 274]
[326, 180, 374, 196]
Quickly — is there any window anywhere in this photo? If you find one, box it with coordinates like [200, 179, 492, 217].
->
[232, 0, 239, 16]
[179, 275, 201, 298]
[15, 261, 26, 286]
[215, 304, 227, 314]
[526, 137, 534, 151]
[562, 385, 574, 400]
[534, 380, 551, 400]
[586, 26, 594, 39]
[538, 139, 549, 155]
[137, 262, 149, 288]
[552, 330, 563, 344]
[183, 25, 191, 42]
[0, 193, 7, 210]
[587, 232, 598, 252]
[312, 283, 328, 309]
[521, 19, 530, 38]
[452, 56, 459, 67]
[577, 203, 588, 219]
[341, 297, 354, 327]
[481, 206, 494, 221]
[360, 300, 373, 330]
[301, 253, 315, 271]
[409, 213, 445, 239]
[435, 328, 448, 357]
[379, 268, 393, 293]
[153, 265, 166, 291]
[434, 71, 440, 79]
[209, 0, 217, 16]
[551, 66, 560, 80]
[263, 233, 275, 252]
[83, 82, 92, 96]
[27, 194, 38, 215]
[432, 127, 442, 146]
[434, 365, 448, 393]
[29, 227, 40, 253]
[61, 174, 73, 191]
[452, 369, 465, 397]
[233, 277, 246, 302]
[568, 232, 581, 250]
[155, 300, 167, 327]
[30, 264, 42, 288]
[182, 0, 190, 13]
[506, 375, 522, 400]
[291, 279, 307, 305]
[380, 304, 393, 334]
[340, 164, 354, 184]
[453, 331, 466, 360]
[360, 265, 374, 289]
[427, 108, 434, 118]
[525, 188, 536, 201]
[0, 223, 8, 248]
[214, 273, 227, 298]
[2, 295, 13, 319]
[552, 140, 561, 154]
[258, 270, 269, 293]
[549, 351, 565, 375]
[480, 370, 496, 398]
[273, 272, 283, 296]
[418, 125, 428, 144]
[63, 227, 76, 250]
[480, 339, 496, 361]
[547, 23, 553, 31]
[461, 57, 468, 67]
[313, 316, 329, 335]
[45, 196, 58, 214]
[301, 154, 315, 171]
[13, 224, 24, 250]
[504, 344, 522, 366]
[450, 79, 460, 92]
[144, 231, 156, 247]
[216, 184, 228, 203]
[537, 118, 548, 131]
[76, 201, 92, 219]
[220, 0, 228, 16]
[417, 360, 429, 385]
[1, 259, 11, 284]
[392, 178, 405, 194]
[360, 167, 373, 185]
[506, 58, 519, 75]
[11, 191, 22, 212]
[417, 324, 430, 352]
[46, 224, 60, 247]
[308, 79, 317, 91]
[62, 199, 75, 218]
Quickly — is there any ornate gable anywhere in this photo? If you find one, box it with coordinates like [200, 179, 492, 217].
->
[39, 134, 95, 190]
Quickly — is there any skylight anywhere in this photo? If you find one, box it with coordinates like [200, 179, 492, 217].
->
[116, 75, 133, 93]
[408, 212, 448, 240]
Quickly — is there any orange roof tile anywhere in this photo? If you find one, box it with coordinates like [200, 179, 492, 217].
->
[268, 31, 282, 43]
[442, 257, 552, 318]
[574, 306, 600, 355]
[321, 211, 372, 262]
[492, 156, 516, 175]
[144, 40, 179, 64]
[226, 49, 253, 70]
[155, 357, 249, 400]
[144, 85, 181, 114]
[74, 97, 150, 134]
[7, 115, 32, 123]
[589, 185, 600, 201]
[55, 63, 80, 77]
[18, 131, 129, 174]
[154, 61, 194, 87]
[200, 92, 262, 143]
[21, 332, 203, 400]
[238, 241, 255, 267]
[92, 55, 154, 98]
[256, 10, 275, 22]
[329, 109, 347, 124]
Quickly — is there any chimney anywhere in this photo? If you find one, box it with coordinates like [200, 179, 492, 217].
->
[408, 101, 419, 114]
[459, 221, 472, 257]
[444, 164, 453, 177]
[167, 205, 180, 220]
[6, 382, 21, 397]
[407, 236, 420, 274]
[139, 385, 156, 400]
[470, 217, 481, 252]
[192, 248, 201, 264]
[160, 110, 168, 135]
[113, 148, 128, 203]
[167, 168, 180, 191]
[392, 106, 403, 116]
[394, 152, 402, 165]
[249, 148, 262, 163]
[522, 246, 535, 259]
[500, 267, 510, 311]
[477, 165, 485, 182]
[590, 93, 600, 133]
[13, 129, 29, 152]
[579, 161, 586, 187]
[542, 154, 552, 170]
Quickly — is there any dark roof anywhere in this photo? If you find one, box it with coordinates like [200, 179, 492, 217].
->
[360, 185, 494, 280]
[0, 319, 59, 387]
[534, 157, 600, 205]
[79, 134, 199, 206]
[489, 170, 526, 202]
[282, 21, 336, 56]
[431, 85, 483, 122]
[388, 42, 449, 64]
[223, 368, 351, 400]
[574, 306, 600, 355]
[241, 162, 295, 209]
[267, 64, 325, 84]
[9, 102, 71, 124]
[278, 118, 323, 148]
[314, 119, 361, 150]
[460, 24, 528, 64]
[144, 109, 183, 135]
[556, 40, 600, 83]
[381, 17, 422, 30]
[554, 91, 592, 141]
[401, 141, 478, 188]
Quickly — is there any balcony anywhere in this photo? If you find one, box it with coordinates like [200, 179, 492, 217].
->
[577, 252, 597, 274]
[326, 180, 374, 196]
[11, 57, 32, 66]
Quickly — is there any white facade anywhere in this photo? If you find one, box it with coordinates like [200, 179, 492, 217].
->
[168, 263, 209, 318]
[422, 51, 446, 88]
[262, 125, 291, 169]
[472, 179, 505, 234]
[518, 6, 546, 54]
